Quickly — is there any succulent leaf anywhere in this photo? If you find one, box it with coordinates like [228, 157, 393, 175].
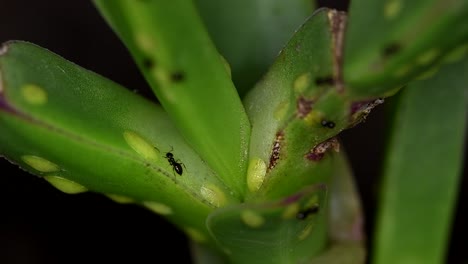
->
[194, 0, 315, 95]
[0, 41, 239, 245]
[93, 0, 251, 198]
[207, 184, 328, 264]
[244, 8, 377, 200]
[373, 55, 468, 264]
[344, 0, 468, 98]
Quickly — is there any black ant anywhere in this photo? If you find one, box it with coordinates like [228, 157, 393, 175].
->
[164, 147, 185, 176]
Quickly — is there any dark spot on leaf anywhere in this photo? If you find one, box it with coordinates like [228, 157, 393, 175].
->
[321, 120, 335, 128]
[382, 43, 402, 58]
[170, 71, 185, 83]
[142, 57, 155, 69]
[296, 205, 320, 220]
[315, 76, 334, 86]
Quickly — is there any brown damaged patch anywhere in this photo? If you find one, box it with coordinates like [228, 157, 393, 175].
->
[327, 10, 347, 93]
[350, 98, 384, 127]
[296, 97, 314, 119]
[268, 131, 284, 171]
[306, 137, 340, 161]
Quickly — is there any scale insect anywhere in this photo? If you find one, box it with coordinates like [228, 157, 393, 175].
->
[164, 147, 185, 176]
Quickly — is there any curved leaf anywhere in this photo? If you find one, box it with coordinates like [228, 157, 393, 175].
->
[93, 0, 250, 198]
[373, 55, 468, 264]
[344, 0, 468, 98]
[207, 184, 328, 264]
[194, 0, 315, 95]
[0, 41, 238, 245]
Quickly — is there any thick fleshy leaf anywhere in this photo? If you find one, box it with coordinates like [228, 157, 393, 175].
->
[93, 0, 250, 198]
[373, 55, 467, 264]
[194, 0, 315, 95]
[0, 41, 239, 245]
[207, 184, 328, 264]
[344, 0, 468, 98]
[244, 8, 383, 200]
[308, 151, 366, 264]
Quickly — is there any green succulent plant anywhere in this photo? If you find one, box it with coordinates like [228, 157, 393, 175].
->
[0, 1, 466, 263]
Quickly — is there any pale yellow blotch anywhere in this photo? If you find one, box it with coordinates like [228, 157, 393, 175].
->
[293, 72, 311, 93]
[246, 158, 266, 192]
[185, 227, 207, 243]
[274, 101, 289, 121]
[417, 49, 439, 65]
[22, 155, 59, 173]
[44, 176, 87, 194]
[241, 210, 265, 228]
[107, 194, 133, 204]
[442, 44, 468, 64]
[298, 223, 314, 240]
[200, 184, 227, 207]
[304, 111, 324, 126]
[282, 203, 300, 219]
[21, 84, 47, 105]
[135, 33, 156, 54]
[305, 195, 320, 208]
[415, 66, 439, 81]
[151, 67, 177, 103]
[384, 0, 401, 19]
[220, 55, 232, 78]
[394, 64, 412, 77]
[123, 131, 159, 162]
[143, 201, 173, 215]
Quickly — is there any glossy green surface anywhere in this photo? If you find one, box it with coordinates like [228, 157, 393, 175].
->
[94, 0, 251, 198]
[374, 55, 467, 264]
[344, 0, 468, 98]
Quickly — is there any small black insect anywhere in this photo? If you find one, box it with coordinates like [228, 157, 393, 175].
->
[165, 147, 185, 176]
[321, 120, 336, 128]
[296, 205, 320, 220]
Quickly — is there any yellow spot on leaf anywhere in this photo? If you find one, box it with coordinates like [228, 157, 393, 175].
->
[246, 158, 266, 192]
[417, 49, 439, 65]
[22, 155, 59, 173]
[415, 66, 439, 81]
[44, 176, 87, 194]
[200, 184, 227, 207]
[185, 227, 207, 243]
[135, 33, 156, 54]
[384, 0, 401, 19]
[304, 111, 324, 126]
[306, 195, 319, 208]
[21, 84, 47, 105]
[107, 194, 133, 204]
[274, 100, 289, 121]
[123, 131, 159, 162]
[293, 72, 311, 93]
[241, 210, 265, 228]
[442, 44, 468, 64]
[298, 223, 314, 240]
[394, 64, 412, 77]
[282, 203, 300, 219]
[143, 201, 173, 215]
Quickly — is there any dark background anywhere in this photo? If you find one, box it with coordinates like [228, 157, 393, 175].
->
[0, 1, 465, 263]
